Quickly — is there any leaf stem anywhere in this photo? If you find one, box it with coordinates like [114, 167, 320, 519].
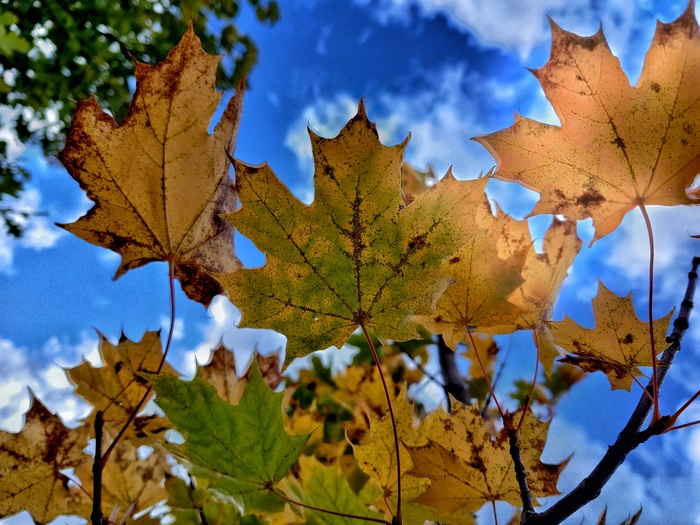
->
[465, 326, 505, 420]
[272, 487, 392, 525]
[101, 260, 177, 465]
[514, 331, 541, 433]
[360, 322, 402, 525]
[638, 202, 660, 423]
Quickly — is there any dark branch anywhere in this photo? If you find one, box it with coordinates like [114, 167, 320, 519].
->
[436, 334, 470, 411]
[509, 429, 536, 522]
[525, 256, 699, 525]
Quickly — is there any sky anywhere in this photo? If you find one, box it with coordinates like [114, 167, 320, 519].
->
[2, 0, 700, 523]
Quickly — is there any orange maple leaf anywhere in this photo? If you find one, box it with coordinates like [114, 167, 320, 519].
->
[475, 4, 700, 241]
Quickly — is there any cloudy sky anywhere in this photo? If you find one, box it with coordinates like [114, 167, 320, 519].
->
[2, 0, 700, 523]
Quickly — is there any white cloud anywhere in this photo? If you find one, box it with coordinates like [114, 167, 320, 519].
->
[178, 295, 287, 378]
[159, 315, 185, 342]
[605, 206, 700, 304]
[356, 0, 661, 64]
[0, 333, 96, 432]
[0, 187, 65, 274]
[284, 63, 541, 216]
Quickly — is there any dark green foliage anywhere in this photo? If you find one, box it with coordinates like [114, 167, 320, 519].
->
[0, 0, 278, 232]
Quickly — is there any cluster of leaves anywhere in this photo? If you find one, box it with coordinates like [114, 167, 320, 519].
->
[0, 0, 278, 233]
[2, 3, 700, 525]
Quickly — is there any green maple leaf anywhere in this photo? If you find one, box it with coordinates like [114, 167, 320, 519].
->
[290, 456, 384, 525]
[216, 102, 490, 366]
[150, 362, 310, 512]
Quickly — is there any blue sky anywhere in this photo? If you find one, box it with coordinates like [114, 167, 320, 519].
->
[2, 0, 700, 523]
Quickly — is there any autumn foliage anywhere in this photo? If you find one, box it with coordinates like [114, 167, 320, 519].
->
[3, 4, 700, 525]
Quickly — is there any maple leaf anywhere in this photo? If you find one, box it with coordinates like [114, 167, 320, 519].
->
[74, 441, 169, 521]
[401, 162, 436, 206]
[67, 331, 176, 444]
[150, 361, 310, 512]
[58, 26, 242, 305]
[0, 395, 90, 524]
[550, 280, 673, 391]
[200, 344, 284, 404]
[215, 102, 490, 366]
[474, 4, 700, 241]
[286, 455, 384, 525]
[412, 211, 529, 349]
[486, 218, 582, 375]
[352, 387, 473, 525]
[406, 403, 565, 518]
[353, 387, 429, 521]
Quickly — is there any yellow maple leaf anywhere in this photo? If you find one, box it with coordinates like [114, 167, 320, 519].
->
[0, 396, 90, 524]
[216, 102, 490, 366]
[59, 26, 242, 305]
[412, 211, 529, 350]
[67, 331, 177, 444]
[550, 280, 673, 391]
[475, 5, 700, 241]
[200, 345, 284, 405]
[406, 403, 565, 518]
[484, 218, 582, 374]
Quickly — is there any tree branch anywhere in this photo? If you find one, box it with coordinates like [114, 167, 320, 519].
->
[436, 334, 470, 411]
[525, 256, 699, 525]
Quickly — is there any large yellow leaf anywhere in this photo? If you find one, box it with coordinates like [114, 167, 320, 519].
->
[67, 331, 176, 444]
[0, 396, 90, 524]
[550, 280, 673, 391]
[406, 403, 565, 518]
[475, 5, 700, 241]
[59, 26, 242, 305]
[216, 102, 490, 365]
[412, 211, 529, 350]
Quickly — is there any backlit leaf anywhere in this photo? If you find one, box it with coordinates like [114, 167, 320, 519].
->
[551, 280, 673, 391]
[0, 396, 90, 524]
[150, 362, 310, 512]
[475, 5, 700, 241]
[58, 27, 242, 305]
[216, 102, 490, 365]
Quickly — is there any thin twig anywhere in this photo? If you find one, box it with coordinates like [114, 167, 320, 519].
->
[395, 341, 445, 389]
[272, 487, 392, 525]
[638, 203, 660, 423]
[524, 256, 699, 525]
[465, 327, 505, 419]
[509, 428, 535, 522]
[102, 260, 177, 464]
[361, 322, 402, 525]
[514, 332, 541, 433]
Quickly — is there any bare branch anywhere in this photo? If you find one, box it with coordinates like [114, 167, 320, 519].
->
[525, 257, 699, 524]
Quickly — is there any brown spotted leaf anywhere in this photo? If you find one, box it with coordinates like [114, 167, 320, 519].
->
[406, 403, 565, 517]
[412, 211, 529, 349]
[551, 280, 673, 391]
[67, 331, 176, 444]
[475, 4, 700, 241]
[216, 102, 490, 366]
[58, 26, 242, 305]
[0, 395, 90, 524]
